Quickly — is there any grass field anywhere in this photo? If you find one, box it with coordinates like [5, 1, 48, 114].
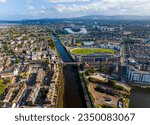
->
[70, 48, 115, 55]
[0, 79, 7, 96]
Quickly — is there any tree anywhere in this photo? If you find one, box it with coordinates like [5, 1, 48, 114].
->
[86, 66, 95, 76]
[99, 66, 109, 74]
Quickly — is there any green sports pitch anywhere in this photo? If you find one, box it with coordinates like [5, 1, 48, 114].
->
[70, 48, 115, 55]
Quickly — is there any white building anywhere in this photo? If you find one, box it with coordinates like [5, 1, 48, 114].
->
[127, 66, 150, 84]
[100, 43, 121, 51]
[83, 41, 95, 46]
[13, 68, 19, 76]
[64, 27, 87, 34]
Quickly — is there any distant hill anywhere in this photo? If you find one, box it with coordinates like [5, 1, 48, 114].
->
[74, 15, 150, 21]
[1, 15, 150, 25]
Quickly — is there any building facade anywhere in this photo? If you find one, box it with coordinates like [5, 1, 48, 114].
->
[127, 66, 150, 84]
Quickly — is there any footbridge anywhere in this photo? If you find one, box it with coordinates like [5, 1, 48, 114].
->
[63, 62, 82, 65]
[50, 61, 83, 66]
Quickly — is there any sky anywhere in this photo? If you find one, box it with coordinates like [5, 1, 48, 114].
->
[0, 0, 150, 20]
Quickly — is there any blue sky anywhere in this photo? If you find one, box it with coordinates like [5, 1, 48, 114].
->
[0, 0, 150, 20]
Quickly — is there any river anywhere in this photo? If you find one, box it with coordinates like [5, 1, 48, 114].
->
[130, 88, 150, 108]
[51, 34, 87, 108]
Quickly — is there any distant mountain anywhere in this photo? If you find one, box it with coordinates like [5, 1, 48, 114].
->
[74, 15, 150, 21]
[0, 18, 65, 25]
[1, 15, 150, 25]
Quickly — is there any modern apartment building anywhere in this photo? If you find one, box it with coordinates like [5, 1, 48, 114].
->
[127, 60, 150, 84]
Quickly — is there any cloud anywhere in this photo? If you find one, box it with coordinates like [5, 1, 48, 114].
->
[2, 0, 150, 20]
[28, 5, 35, 10]
[49, 0, 150, 16]
[48, 0, 90, 3]
[0, 0, 7, 3]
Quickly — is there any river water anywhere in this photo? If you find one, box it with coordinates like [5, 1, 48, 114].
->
[129, 88, 150, 108]
[51, 34, 87, 108]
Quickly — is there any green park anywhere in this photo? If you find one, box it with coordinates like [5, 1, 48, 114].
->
[70, 48, 115, 55]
